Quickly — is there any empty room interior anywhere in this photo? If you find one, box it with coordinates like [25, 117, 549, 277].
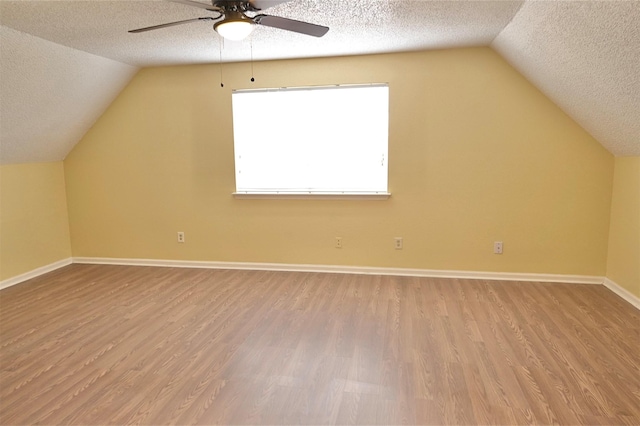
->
[0, 0, 639, 424]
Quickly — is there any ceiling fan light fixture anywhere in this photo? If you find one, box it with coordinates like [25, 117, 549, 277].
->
[215, 11, 254, 41]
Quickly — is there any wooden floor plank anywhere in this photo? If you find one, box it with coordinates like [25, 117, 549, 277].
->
[1, 264, 639, 425]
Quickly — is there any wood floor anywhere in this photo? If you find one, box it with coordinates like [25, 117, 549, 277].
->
[1, 265, 639, 425]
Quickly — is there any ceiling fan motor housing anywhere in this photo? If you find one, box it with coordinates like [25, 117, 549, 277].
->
[213, 0, 257, 13]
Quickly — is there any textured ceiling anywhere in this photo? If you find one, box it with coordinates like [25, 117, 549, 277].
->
[0, 0, 524, 66]
[0, 25, 137, 164]
[0, 0, 638, 165]
[493, 0, 640, 157]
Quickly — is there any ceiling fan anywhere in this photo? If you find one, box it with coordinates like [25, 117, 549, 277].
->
[129, 0, 329, 41]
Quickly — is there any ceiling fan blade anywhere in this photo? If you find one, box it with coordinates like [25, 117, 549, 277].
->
[129, 17, 216, 33]
[168, 0, 221, 12]
[253, 14, 329, 37]
[248, 0, 292, 11]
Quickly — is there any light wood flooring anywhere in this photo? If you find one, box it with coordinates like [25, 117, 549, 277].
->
[1, 264, 639, 425]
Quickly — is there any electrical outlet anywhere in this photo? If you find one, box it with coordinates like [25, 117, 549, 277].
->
[178, 232, 185, 243]
[494, 241, 503, 254]
[335, 237, 342, 249]
[394, 237, 403, 250]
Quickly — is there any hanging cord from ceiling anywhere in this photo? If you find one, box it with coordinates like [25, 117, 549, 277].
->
[219, 36, 224, 87]
[219, 33, 257, 87]
[250, 33, 255, 83]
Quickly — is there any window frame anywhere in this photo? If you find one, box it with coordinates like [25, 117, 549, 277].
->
[231, 83, 391, 199]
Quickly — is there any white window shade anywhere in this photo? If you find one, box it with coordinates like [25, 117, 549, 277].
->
[232, 84, 389, 194]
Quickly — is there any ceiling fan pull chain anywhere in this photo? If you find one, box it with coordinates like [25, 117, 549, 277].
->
[250, 34, 255, 82]
[219, 37, 224, 88]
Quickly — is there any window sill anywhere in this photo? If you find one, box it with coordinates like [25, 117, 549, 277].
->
[232, 192, 391, 200]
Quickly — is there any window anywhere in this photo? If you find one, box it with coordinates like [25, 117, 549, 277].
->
[232, 84, 389, 197]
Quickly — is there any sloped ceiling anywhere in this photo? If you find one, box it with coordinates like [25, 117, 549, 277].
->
[0, 0, 638, 165]
[0, 26, 137, 164]
[493, 0, 640, 158]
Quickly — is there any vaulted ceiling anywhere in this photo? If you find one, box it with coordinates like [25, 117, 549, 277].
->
[1, 0, 638, 165]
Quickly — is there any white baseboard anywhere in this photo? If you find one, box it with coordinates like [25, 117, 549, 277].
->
[72, 257, 604, 285]
[4, 258, 633, 311]
[0, 258, 73, 290]
[603, 278, 640, 310]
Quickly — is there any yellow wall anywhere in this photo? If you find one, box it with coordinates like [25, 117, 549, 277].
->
[607, 157, 640, 296]
[0, 162, 72, 281]
[64, 48, 614, 275]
